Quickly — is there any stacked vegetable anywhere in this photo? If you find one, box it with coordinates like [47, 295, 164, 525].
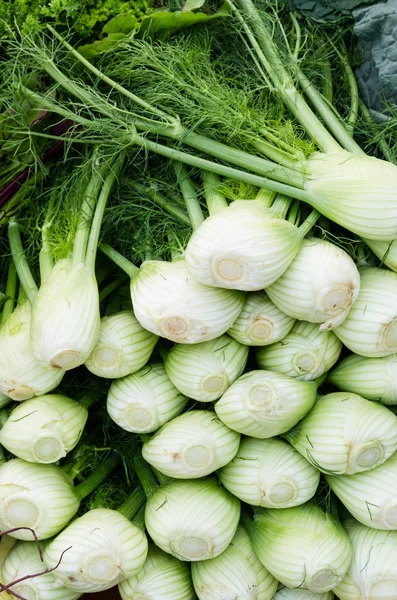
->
[1, 0, 397, 598]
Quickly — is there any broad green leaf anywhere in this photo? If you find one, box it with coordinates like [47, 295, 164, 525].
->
[102, 12, 140, 35]
[182, 0, 206, 11]
[77, 33, 127, 59]
[137, 7, 229, 40]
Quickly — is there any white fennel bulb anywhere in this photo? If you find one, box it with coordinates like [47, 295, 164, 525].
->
[266, 237, 360, 330]
[144, 477, 240, 561]
[0, 459, 80, 540]
[107, 362, 188, 433]
[284, 392, 397, 475]
[271, 590, 334, 600]
[227, 291, 295, 346]
[364, 237, 397, 272]
[2, 541, 82, 600]
[245, 504, 352, 593]
[119, 544, 195, 600]
[0, 302, 63, 401]
[256, 321, 342, 381]
[303, 150, 397, 241]
[334, 266, 397, 357]
[0, 394, 88, 463]
[85, 310, 158, 379]
[163, 334, 248, 402]
[30, 258, 100, 370]
[214, 370, 317, 438]
[44, 508, 148, 593]
[218, 436, 320, 508]
[142, 410, 240, 479]
[185, 199, 310, 291]
[130, 258, 245, 343]
[328, 353, 397, 405]
[334, 519, 397, 600]
[325, 451, 397, 530]
[191, 524, 278, 600]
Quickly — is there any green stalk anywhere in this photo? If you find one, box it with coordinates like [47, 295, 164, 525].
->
[201, 170, 227, 214]
[72, 156, 111, 267]
[132, 135, 312, 201]
[173, 162, 204, 230]
[99, 276, 127, 303]
[86, 152, 125, 274]
[8, 219, 38, 305]
[0, 409, 9, 428]
[255, 186, 276, 206]
[131, 182, 191, 226]
[319, 58, 333, 104]
[117, 485, 146, 520]
[1, 260, 17, 325]
[253, 138, 302, 169]
[79, 391, 100, 410]
[99, 243, 139, 278]
[287, 200, 301, 226]
[168, 231, 184, 261]
[230, 0, 342, 153]
[133, 455, 158, 500]
[74, 450, 120, 502]
[297, 209, 321, 238]
[271, 194, 293, 219]
[39, 193, 56, 284]
[131, 504, 146, 531]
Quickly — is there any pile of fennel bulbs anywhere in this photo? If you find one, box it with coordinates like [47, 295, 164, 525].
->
[3, 3, 397, 600]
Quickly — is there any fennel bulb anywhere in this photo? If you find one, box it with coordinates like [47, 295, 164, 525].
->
[0, 394, 88, 463]
[325, 451, 397, 530]
[191, 524, 278, 600]
[2, 541, 82, 600]
[334, 267, 397, 357]
[218, 436, 320, 508]
[0, 301, 63, 401]
[185, 199, 314, 291]
[130, 258, 245, 343]
[142, 409, 240, 479]
[85, 310, 158, 378]
[227, 291, 295, 346]
[163, 334, 248, 402]
[271, 591, 334, 599]
[364, 237, 397, 272]
[266, 237, 360, 330]
[256, 321, 342, 381]
[214, 369, 317, 438]
[328, 353, 397, 405]
[245, 503, 352, 593]
[30, 258, 100, 370]
[107, 362, 188, 433]
[303, 150, 397, 241]
[334, 519, 397, 600]
[119, 544, 195, 600]
[44, 508, 148, 593]
[284, 392, 397, 475]
[0, 454, 118, 540]
[144, 477, 240, 561]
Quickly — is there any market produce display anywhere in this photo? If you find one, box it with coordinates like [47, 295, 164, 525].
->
[1, 0, 397, 598]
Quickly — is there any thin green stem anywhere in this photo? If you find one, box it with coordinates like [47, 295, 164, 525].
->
[201, 170, 227, 214]
[327, 36, 359, 137]
[99, 243, 139, 278]
[168, 230, 184, 261]
[132, 135, 313, 202]
[252, 139, 300, 169]
[258, 128, 305, 159]
[79, 391, 100, 410]
[74, 450, 120, 502]
[151, 467, 170, 485]
[72, 156, 111, 267]
[287, 200, 301, 226]
[133, 455, 158, 500]
[47, 25, 178, 127]
[1, 260, 17, 324]
[8, 219, 38, 305]
[39, 192, 56, 284]
[298, 209, 321, 238]
[131, 182, 191, 226]
[117, 485, 146, 520]
[230, 0, 341, 153]
[255, 187, 276, 206]
[173, 162, 204, 230]
[319, 58, 333, 104]
[86, 152, 125, 274]
[99, 276, 127, 303]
